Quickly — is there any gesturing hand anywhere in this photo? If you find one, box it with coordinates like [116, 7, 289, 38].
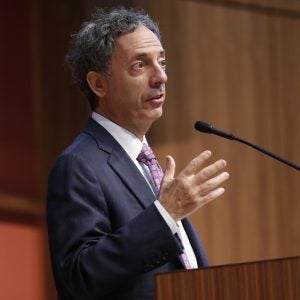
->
[159, 150, 229, 221]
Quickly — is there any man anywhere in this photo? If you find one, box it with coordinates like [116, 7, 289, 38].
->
[47, 7, 229, 300]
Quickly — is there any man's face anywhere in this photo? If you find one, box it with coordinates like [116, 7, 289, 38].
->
[97, 25, 167, 138]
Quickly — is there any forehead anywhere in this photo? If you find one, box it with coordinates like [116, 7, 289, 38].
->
[113, 25, 164, 61]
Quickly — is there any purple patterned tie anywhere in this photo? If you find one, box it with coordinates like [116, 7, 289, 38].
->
[137, 143, 192, 269]
[137, 143, 164, 195]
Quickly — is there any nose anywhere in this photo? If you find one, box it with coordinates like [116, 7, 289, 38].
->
[149, 64, 167, 87]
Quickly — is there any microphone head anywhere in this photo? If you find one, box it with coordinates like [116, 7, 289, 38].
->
[195, 120, 234, 140]
[194, 121, 213, 133]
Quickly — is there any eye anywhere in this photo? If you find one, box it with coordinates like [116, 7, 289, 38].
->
[132, 61, 145, 71]
[159, 58, 167, 70]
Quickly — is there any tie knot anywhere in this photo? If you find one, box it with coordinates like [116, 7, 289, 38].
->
[137, 143, 156, 163]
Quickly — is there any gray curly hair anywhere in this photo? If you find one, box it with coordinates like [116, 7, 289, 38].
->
[66, 7, 161, 111]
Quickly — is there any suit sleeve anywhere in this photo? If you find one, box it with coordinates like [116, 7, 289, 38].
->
[47, 153, 183, 299]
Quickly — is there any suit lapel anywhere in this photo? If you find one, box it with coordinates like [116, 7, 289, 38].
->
[84, 118, 156, 209]
[108, 147, 157, 208]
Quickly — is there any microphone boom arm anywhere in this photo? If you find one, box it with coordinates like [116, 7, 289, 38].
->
[194, 121, 300, 171]
[233, 135, 300, 171]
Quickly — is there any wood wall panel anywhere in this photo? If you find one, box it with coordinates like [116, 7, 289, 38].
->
[34, 0, 90, 195]
[196, 0, 300, 13]
[0, 1, 39, 198]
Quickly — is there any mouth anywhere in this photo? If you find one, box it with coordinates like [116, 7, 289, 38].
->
[146, 94, 164, 107]
[147, 93, 164, 101]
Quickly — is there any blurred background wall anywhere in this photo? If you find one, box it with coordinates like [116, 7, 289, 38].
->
[1, 0, 299, 298]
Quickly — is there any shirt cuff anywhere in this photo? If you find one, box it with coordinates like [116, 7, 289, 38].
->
[154, 200, 179, 235]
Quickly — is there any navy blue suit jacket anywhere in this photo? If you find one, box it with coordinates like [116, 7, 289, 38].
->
[47, 118, 208, 300]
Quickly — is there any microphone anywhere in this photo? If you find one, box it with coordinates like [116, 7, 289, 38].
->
[194, 121, 300, 171]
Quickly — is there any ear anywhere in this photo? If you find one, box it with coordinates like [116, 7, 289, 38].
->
[86, 71, 108, 98]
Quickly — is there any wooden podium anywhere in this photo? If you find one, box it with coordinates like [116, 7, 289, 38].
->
[155, 256, 300, 300]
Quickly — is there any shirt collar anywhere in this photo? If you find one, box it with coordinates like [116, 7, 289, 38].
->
[91, 112, 147, 161]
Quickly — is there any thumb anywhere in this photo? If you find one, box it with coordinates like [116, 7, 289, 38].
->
[162, 155, 176, 184]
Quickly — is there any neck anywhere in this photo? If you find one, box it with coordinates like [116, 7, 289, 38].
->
[93, 110, 150, 141]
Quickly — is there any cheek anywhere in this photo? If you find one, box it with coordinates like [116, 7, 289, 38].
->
[108, 73, 148, 107]
[122, 80, 146, 103]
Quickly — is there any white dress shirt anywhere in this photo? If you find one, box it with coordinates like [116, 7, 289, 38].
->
[92, 112, 198, 268]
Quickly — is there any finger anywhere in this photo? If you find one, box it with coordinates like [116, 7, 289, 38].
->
[161, 155, 176, 187]
[197, 171, 229, 195]
[198, 187, 226, 208]
[180, 150, 212, 176]
[195, 159, 227, 183]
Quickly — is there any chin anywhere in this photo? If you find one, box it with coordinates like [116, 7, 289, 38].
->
[150, 107, 163, 121]
[138, 108, 163, 127]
